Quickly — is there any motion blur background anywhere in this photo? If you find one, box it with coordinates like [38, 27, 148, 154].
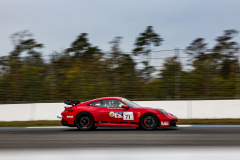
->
[0, 0, 240, 104]
[1, 1, 240, 159]
[1, 32, 240, 103]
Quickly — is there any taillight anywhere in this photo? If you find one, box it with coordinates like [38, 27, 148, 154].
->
[64, 110, 74, 112]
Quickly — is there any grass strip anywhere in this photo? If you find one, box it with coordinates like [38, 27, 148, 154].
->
[0, 119, 240, 127]
[178, 119, 240, 125]
[0, 120, 61, 127]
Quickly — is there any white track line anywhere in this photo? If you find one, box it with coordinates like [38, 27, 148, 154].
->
[26, 126, 70, 129]
[177, 125, 192, 127]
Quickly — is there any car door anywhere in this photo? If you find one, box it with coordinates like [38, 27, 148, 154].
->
[99, 99, 137, 125]
[99, 99, 124, 123]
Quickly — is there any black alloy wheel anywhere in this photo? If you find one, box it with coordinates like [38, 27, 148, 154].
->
[144, 116, 156, 128]
[75, 112, 94, 131]
[139, 114, 158, 130]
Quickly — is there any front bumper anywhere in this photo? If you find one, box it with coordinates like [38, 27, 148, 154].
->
[157, 115, 178, 127]
[170, 120, 177, 127]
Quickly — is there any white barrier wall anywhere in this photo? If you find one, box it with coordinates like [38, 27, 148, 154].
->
[135, 100, 240, 119]
[0, 100, 240, 121]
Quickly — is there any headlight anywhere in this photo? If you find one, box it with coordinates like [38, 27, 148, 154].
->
[158, 109, 167, 115]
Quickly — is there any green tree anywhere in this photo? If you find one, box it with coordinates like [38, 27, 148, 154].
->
[107, 37, 140, 98]
[186, 38, 208, 62]
[66, 33, 102, 62]
[133, 26, 164, 82]
[60, 33, 108, 100]
[159, 56, 182, 99]
[186, 37, 218, 99]
[213, 29, 239, 79]
[0, 30, 45, 102]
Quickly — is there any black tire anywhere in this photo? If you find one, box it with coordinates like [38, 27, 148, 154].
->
[75, 112, 94, 131]
[139, 113, 158, 130]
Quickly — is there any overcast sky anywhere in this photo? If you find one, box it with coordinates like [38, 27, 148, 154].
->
[0, 0, 240, 58]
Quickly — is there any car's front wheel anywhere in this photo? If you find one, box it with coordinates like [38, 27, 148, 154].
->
[75, 112, 94, 131]
[139, 113, 158, 130]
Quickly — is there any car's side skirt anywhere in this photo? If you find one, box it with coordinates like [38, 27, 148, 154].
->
[94, 121, 139, 127]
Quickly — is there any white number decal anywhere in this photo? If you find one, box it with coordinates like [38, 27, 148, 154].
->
[161, 121, 169, 126]
[123, 112, 134, 120]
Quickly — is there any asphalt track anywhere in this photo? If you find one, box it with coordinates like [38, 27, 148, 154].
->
[0, 127, 240, 149]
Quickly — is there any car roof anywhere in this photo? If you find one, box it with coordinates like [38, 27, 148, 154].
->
[82, 97, 124, 104]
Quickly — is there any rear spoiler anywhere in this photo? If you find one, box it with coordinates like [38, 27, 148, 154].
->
[64, 100, 81, 106]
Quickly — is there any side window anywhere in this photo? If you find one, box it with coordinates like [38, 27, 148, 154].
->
[88, 100, 103, 107]
[102, 99, 125, 108]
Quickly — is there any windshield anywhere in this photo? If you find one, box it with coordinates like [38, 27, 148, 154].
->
[122, 98, 142, 108]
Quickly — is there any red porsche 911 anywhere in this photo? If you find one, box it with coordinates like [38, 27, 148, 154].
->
[60, 97, 178, 130]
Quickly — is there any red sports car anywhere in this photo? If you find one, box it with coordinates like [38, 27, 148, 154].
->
[60, 97, 178, 130]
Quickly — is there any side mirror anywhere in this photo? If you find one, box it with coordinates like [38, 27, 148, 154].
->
[121, 105, 130, 109]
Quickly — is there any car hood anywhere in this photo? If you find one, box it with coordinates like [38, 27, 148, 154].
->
[141, 107, 160, 110]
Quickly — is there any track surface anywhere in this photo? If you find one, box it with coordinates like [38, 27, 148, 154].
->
[0, 127, 240, 149]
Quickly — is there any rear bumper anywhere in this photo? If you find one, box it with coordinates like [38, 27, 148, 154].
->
[61, 120, 75, 127]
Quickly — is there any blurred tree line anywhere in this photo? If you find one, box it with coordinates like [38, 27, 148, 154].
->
[0, 27, 239, 103]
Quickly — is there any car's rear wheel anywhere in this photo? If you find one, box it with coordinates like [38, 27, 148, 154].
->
[139, 113, 158, 130]
[75, 112, 94, 131]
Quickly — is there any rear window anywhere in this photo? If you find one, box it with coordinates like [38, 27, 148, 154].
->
[88, 100, 103, 107]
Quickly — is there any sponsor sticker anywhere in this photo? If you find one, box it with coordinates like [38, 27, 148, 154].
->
[67, 116, 73, 118]
[123, 112, 134, 120]
[109, 111, 114, 117]
[115, 112, 123, 118]
[161, 121, 169, 126]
